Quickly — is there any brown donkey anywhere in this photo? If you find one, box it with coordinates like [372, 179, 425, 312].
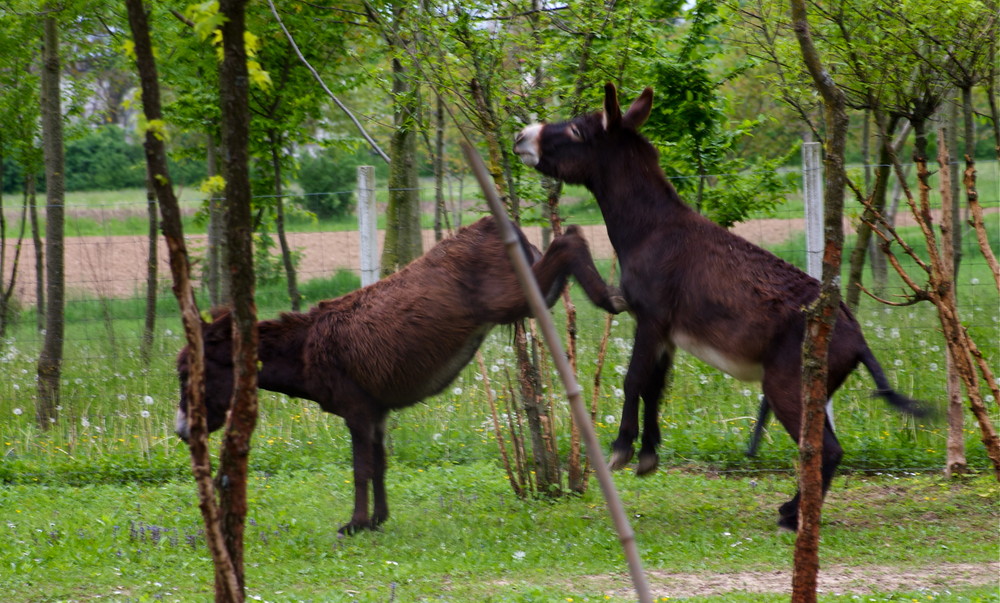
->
[514, 84, 929, 530]
[175, 216, 626, 534]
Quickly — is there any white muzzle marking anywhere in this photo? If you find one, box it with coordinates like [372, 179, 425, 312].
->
[175, 407, 190, 441]
[514, 124, 542, 167]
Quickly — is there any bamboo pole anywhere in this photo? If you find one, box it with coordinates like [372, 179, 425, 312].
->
[461, 142, 653, 603]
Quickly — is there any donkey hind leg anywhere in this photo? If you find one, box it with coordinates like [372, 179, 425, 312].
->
[636, 357, 672, 476]
[609, 327, 670, 471]
[341, 422, 379, 535]
[369, 417, 390, 529]
[776, 418, 843, 531]
[746, 395, 771, 458]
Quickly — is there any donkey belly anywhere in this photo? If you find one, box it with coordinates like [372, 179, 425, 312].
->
[671, 330, 763, 382]
[398, 323, 494, 403]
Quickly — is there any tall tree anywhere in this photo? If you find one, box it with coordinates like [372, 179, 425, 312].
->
[216, 0, 258, 597]
[36, 6, 65, 429]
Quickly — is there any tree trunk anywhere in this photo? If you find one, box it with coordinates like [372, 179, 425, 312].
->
[269, 130, 300, 311]
[37, 11, 65, 430]
[789, 0, 850, 599]
[217, 1, 257, 599]
[514, 321, 561, 495]
[206, 134, 229, 307]
[846, 115, 898, 310]
[381, 39, 422, 276]
[140, 170, 158, 365]
[124, 1, 242, 600]
[1, 177, 28, 339]
[28, 173, 43, 332]
[433, 93, 446, 242]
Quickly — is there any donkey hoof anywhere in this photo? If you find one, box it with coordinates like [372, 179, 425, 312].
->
[610, 294, 630, 314]
[337, 520, 370, 536]
[608, 447, 634, 471]
[635, 452, 659, 476]
[777, 514, 798, 532]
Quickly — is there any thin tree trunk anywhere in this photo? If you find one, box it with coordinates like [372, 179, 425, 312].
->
[140, 170, 158, 365]
[37, 11, 65, 430]
[514, 320, 561, 495]
[1, 181, 28, 339]
[269, 130, 300, 311]
[847, 115, 898, 310]
[433, 93, 446, 242]
[124, 1, 241, 600]
[206, 135, 228, 307]
[26, 173, 43, 331]
[789, 0, 850, 598]
[217, 0, 257, 599]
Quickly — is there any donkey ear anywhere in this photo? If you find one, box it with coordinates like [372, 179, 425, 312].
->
[603, 82, 622, 129]
[622, 87, 653, 130]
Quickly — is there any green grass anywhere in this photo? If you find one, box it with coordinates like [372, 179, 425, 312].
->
[0, 464, 996, 601]
[0, 180, 997, 600]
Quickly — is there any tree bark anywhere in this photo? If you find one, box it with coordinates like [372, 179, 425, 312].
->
[217, 0, 257, 599]
[846, 115, 897, 310]
[381, 13, 422, 276]
[140, 170, 158, 365]
[37, 10, 65, 430]
[269, 130, 300, 311]
[28, 172, 43, 332]
[789, 0, 850, 599]
[124, 1, 242, 600]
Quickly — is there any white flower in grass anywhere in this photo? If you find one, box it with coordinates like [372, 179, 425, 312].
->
[512, 550, 526, 561]
[117, 394, 127, 402]
[929, 363, 939, 372]
[81, 417, 90, 428]
[613, 388, 624, 398]
[12, 408, 22, 416]
[141, 411, 151, 419]
[971, 277, 980, 285]
[144, 395, 154, 405]
[490, 365, 500, 373]
[604, 415, 616, 425]
[74, 378, 83, 385]
[452, 386, 462, 396]
[12, 384, 18, 391]
[893, 359, 903, 367]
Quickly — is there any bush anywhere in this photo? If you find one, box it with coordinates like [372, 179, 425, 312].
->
[64, 125, 147, 191]
[294, 145, 369, 219]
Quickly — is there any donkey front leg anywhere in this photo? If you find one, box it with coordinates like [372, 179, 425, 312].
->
[536, 226, 628, 314]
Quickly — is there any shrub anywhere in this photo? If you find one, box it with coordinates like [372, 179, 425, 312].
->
[295, 145, 363, 219]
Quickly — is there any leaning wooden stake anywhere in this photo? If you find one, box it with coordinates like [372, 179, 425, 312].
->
[462, 142, 653, 603]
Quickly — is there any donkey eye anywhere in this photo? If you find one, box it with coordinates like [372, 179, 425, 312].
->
[567, 124, 583, 142]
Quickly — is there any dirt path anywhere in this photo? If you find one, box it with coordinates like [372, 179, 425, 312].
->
[576, 561, 998, 597]
[3, 209, 992, 303]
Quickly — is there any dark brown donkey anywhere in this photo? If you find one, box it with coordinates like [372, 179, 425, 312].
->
[514, 84, 929, 530]
[175, 216, 625, 534]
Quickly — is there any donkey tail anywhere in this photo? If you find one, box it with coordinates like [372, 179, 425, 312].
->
[860, 347, 933, 418]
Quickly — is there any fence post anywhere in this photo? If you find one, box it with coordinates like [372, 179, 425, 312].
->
[802, 141, 824, 280]
[357, 165, 379, 287]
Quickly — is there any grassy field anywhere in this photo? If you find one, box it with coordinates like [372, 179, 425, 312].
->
[0, 174, 997, 599]
[0, 464, 996, 601]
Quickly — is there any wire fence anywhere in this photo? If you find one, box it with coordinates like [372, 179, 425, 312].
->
[0, 159, 997, 479]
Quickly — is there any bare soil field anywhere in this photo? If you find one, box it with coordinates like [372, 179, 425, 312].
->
[2, 209, 990, 303]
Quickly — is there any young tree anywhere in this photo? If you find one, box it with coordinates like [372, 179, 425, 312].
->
[36, 5, 66, 429]
[788, 0, 851, 600]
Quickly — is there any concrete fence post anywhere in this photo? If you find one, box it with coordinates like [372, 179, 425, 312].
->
[802, 141, 824, 280]
[357, 165, 379, 287]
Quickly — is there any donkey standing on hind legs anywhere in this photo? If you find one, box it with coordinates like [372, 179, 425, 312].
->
[514, 83, 930, 531]
[175, 216, 626, 535]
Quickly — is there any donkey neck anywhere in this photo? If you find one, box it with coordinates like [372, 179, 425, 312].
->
[589, 168, 689, 259]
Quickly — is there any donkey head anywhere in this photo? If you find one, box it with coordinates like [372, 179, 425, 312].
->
[514, 83, 654, 184]
[175, 310, 237, 441]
